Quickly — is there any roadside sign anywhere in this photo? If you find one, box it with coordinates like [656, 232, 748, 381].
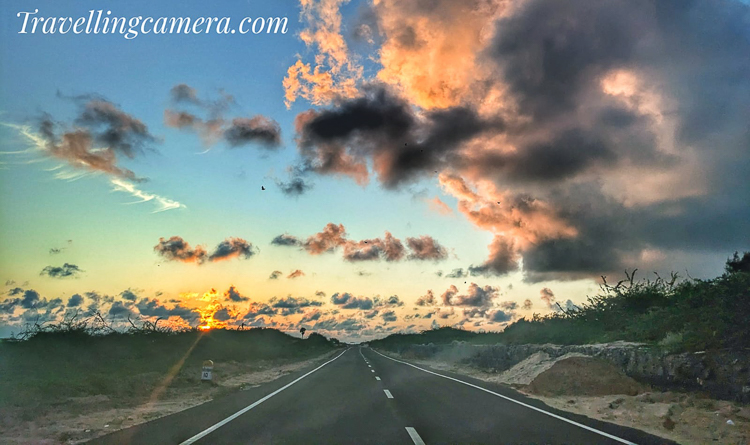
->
[201, 360, 214, 381]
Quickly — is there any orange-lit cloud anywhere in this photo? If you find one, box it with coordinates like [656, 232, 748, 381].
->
[283, 0, 363, 107]
[439, 173, 577, 275]
[373, 0, 509, 110]
[154, 236, 257, 264]
[424, 196, 453, 215]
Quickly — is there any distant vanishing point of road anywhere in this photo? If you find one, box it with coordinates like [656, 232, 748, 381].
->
[89, 347, 675, 445]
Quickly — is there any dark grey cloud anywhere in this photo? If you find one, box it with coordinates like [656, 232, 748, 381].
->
[224, 285, 249, 302]
[441, 283, 499, 308]
[415, 290, 435, 306]
[269, 270, 283, 280]
[313, 316, 366, 332]
[67, 294, 83, 308]
[243, 302, 277, 320]
[271, 234, 301, 246]
[342, 232, 405, 262]
[406, 236, 448, 261]
[445, 268, 468, 279]
[485, 0, 750, 278]
[0, 289, 45, 313]
[120, 289, 138, 301]
[539, 287, 556, 309]
[213, 308, 233, 322]
[135, 298, 201, 323]
[381, 310, 397, 323]
[270, 296, 323, 309]
[165, 83, 281, 150]
[170, 83, 201, 104]
[294, 84, 502, 188]
[276, 176, 314, 196]
[499, 301, 518, 311]
[488, 309, 513, 323]
[75, 99, 156, 158]
[374, 295, 403, 308]
[301, 309, 323, 323]
[468, 236, 519, 277]
[154, 236, 207, 263]
[154, 236, 256, 264]
[224, 117, 282, 148]
[208, 238, 256, 262]
[330, 292, 374, 310]
[108, 301, 133, 318]
[453, 284, 498, 307]
[40, 263, 83, 279]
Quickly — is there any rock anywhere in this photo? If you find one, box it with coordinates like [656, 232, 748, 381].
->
[735, 407, 750, 421]
[609, 398, 625, 409]
[663, 416, 676, 430]
[726, 419, 735, 425]
[643, 403, 672, 418]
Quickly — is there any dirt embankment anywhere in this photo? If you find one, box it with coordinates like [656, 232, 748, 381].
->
[0, 351, 339, 445]
[384, 349, 750, 445]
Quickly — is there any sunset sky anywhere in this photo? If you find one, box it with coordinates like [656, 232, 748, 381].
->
[1, 0, 748, 340]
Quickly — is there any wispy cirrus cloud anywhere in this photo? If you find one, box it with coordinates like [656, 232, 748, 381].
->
[2, 94, 185, 214]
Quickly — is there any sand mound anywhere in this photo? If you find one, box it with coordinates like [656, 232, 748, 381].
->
[527, 356, 645, 396]
[496, 352, 587, 385]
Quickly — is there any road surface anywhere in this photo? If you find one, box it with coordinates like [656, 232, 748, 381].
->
[89, 347, 674, 444]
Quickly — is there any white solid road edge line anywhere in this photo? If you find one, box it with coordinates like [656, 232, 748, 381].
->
[384, 389, 394, 398]
[405, 427, 426, 445]
[372, 349, 637, 445]
[179, 348, 350, 445]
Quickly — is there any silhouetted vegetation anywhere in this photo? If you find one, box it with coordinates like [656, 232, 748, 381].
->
[372, 252, 750, 353]
[0, 325, 339, 415]
[368, 326, 479, 351]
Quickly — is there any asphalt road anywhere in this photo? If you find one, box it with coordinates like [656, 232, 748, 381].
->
[89, 347, 675, 444]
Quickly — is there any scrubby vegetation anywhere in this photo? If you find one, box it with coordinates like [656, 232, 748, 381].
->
[0, 323, 340, 415]
[372, 252, 750, 353]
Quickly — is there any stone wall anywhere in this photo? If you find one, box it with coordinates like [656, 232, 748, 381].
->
[392, 342, 750, 403]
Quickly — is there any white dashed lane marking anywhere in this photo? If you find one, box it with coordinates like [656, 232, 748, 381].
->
[384, 389, 394, 399]
[405, 427, 426, 445]
[371, 349, 637, 445]
[375, 376, 381, 381]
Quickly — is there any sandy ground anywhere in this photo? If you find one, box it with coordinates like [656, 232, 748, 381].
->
[0, 351, 339, 445]
[386, 351, 750, 445]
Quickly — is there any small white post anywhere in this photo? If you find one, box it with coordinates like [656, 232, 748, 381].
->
[201, 360, 214, 381]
